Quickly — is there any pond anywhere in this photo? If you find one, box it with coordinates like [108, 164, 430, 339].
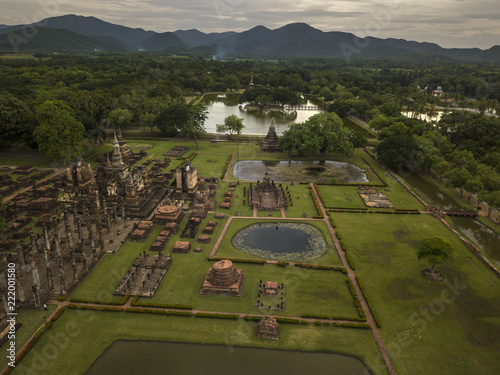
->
[233, 160, 368, 183]
[86, 341, 370, 375]
[203, 94, 323, 135]
[232, 222, 328, 261]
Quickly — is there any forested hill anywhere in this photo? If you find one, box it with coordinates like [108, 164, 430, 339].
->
[0, 14, 499, 62]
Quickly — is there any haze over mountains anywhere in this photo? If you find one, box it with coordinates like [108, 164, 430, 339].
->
[0, 14, 499, 62]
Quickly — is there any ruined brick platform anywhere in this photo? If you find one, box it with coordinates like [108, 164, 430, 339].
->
[114, 253, 172, 297]
[200, 260, 244, 297]
[258, 317, 280, 340]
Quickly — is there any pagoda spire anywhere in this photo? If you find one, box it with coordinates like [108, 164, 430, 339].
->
[111, 132, 124, 166]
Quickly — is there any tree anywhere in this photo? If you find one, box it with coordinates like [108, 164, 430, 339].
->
[216, 115, 245, 140]
[155, 102, 191, 137]
[0, 93, 34, 148]
[33, 100, 85, 165]
[417, 236, 453, 276]
[376, 122, 418, 171]
[280, 112, 353, 157]
[181, 103, 208, 148]
[154, 102, 207, 147]
[107, 108, 134, 130]
[446, 167, 472, 197]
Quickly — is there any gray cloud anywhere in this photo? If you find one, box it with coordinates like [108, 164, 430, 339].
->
[0, 0, 497, 48]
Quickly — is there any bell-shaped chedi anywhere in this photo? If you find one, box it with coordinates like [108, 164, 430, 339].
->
[260, 118, 280, 152]
[199, 259, 244, 297]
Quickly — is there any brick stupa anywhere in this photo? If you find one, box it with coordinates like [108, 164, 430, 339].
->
[260, 118, 280, 152]
[258, 317, 280, 340]
[199, 259, 244, 297]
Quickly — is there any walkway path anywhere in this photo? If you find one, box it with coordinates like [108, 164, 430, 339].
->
[310, 183, 397, 375]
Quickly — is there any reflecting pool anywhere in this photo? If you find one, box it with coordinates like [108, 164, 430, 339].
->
[233, 160, 368, 183]
[232, 222, 328, 261]
[86, 341, 370, 375]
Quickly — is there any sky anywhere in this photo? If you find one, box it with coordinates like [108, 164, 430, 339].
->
[0, 0, 499, 49]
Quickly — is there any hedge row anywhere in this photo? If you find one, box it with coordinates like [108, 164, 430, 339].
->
[195, 313, 239, 319]
[275, 317, 301, 324]
[276, 261, 289, 267]
[328, 209, 421, 215]
[6, 307, 68, 374]
[294, 263, 345, 272]
[302, 314, 330, 319]
[68, 304, 123, 312]
[211, 257, 266, 265]
[222, 155, 233, 178]
[69, 294, 129, 305]
[166, 310, 193, 317]
[130, 296, 193, 310]
[124, 308, 164, 315]
[310, 189, 323, 216]
[355, 276, 382, 328]
[345, 251, 356, 270]
[346, 279, 366, 320]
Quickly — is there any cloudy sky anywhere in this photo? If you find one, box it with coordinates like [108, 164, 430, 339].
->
[1, 0, 498, 49]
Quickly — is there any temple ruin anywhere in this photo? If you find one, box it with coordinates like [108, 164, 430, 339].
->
[257, 317, 280, 340]
[114, 252, 172, 297]
[260, 118, 280, 152]
[249, 173, 287, 211]
[199, 260, 244, 297]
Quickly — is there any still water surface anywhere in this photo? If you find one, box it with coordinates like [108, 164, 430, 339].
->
[86, 341, 369, 375]
[203, 94, 323, 135]
[403, 173, 500, 265]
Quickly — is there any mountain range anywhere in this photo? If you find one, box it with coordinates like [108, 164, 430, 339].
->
[0, 14, 499, 62]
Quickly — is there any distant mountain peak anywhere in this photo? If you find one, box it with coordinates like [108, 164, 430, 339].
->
[0, 14, 497, 62]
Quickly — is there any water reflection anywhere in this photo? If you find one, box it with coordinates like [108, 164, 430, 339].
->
[86, 341, 370, 375]
[232, 222, 327, 261]
[233, 160, 368, 183]
[203, 94, 323, 135]
[403, 173, 500, 265]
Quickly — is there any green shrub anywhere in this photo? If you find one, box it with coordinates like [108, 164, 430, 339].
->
[345, 252, 356, 270]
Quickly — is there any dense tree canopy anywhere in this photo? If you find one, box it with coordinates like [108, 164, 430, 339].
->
[33, 100, 85, 164]
[280, 112, 354, 157]
[154, 102, 208, 147]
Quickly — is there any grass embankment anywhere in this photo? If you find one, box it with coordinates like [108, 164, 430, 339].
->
[0, 305, 57, 370]
[331, 212, 500, 375]
[10, 310, 385, 375]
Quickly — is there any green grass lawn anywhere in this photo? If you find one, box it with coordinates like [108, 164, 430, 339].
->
[318, 186, 367, 209]
[10, 310, 385, 375]
[0, 304, 56, 370]
[331, 212, 500, 375]
[284, 184, 320, 218]
[356, 150, 425, 210]
[214, 218, 341, 266]
[147, 257, 357, 319]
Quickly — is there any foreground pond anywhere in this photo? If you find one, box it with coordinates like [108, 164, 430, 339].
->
[86, 341, 369, 375]
[232, 222, 328, 261]
[233, 160, 368, 183]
